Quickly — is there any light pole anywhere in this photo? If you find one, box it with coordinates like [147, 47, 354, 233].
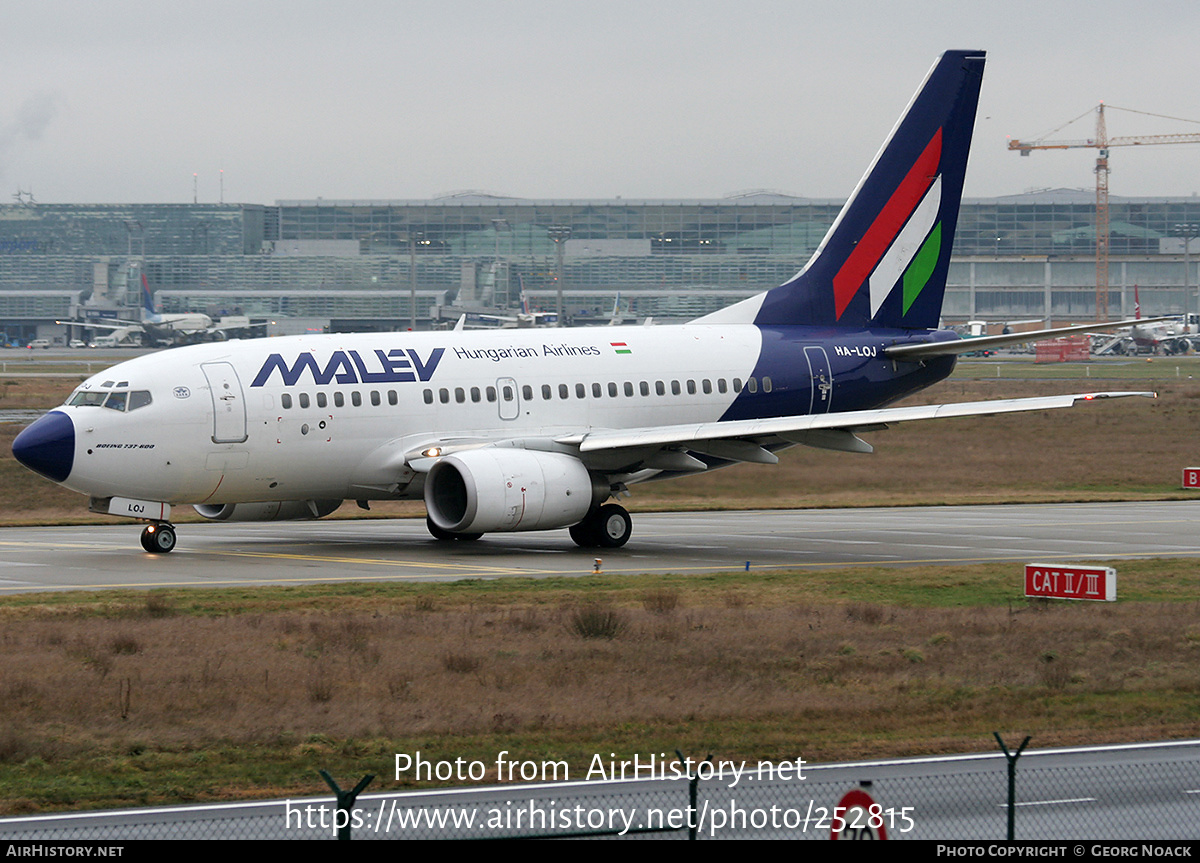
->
[548, 225, 571, 326]
[1173, 223, 1200, 323]
[491, 218, 509, 308]
[403, 231, 424, 331]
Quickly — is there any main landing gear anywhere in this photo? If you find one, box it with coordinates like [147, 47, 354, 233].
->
[569, 503, 632, 548]
[423, 503, 634, 548]
[140, 522, 177, 553]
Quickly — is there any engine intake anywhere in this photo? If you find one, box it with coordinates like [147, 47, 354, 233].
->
[425, 449, 599, 534]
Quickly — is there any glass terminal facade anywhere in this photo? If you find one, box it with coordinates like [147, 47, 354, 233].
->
[2, 191, 1200, 335]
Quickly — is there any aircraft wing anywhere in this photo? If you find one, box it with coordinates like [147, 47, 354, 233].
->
[396, 391, 1155, 475]
[553, 391, 1155, 461]
[56, 319, 144, 334]
[886, 317, 1176, 360]
[56, 320, 145, 344]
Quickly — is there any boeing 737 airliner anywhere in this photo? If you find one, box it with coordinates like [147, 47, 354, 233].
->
[13, 51, 1154, 553]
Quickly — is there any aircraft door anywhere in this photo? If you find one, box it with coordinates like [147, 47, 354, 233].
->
[804, 347, 834, 414]
[497, 377, 520, 421]
[201, 361, 249, 443]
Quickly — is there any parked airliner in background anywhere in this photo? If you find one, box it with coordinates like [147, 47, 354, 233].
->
[1091, 287, 1199, 356]
[58, 274, 253, 347]
[14, 51, 1155, 553]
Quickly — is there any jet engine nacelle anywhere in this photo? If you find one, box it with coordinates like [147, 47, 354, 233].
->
[193, 500, 343, 522]
[424, 449, 600, 534]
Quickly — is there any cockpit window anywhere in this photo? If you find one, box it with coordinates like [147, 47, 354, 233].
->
[128, 391, 152, 411]
[103, 392, 128, 411]
[68, 389, 152, 410]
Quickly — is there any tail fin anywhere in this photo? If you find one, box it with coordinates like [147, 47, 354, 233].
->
[702, 50, 985, 330]
[141, 273, 157, 319]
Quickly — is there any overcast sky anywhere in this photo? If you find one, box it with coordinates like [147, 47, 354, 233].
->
[3, 0, 1199, 204]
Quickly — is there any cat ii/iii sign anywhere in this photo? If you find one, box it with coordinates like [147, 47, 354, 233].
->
[1025, 564, 1116, 601]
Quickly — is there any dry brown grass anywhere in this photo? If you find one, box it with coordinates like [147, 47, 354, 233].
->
[1, 595, 1197, 756]
[0, 376, 83, 409]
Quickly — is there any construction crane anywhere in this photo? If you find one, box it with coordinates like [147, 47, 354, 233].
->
[1008, 103, 1200, 321]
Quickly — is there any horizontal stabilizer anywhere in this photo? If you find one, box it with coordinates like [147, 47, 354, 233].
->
[886, 317, 1176, 360]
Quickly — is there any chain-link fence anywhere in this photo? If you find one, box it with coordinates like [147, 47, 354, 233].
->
[1, 740, 1197, 840]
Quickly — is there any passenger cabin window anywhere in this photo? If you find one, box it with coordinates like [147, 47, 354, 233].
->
[317, 392, 328, 408]
[371, 391, 382, 406]
[542, 384, 552, 400]
[352, 391, 363, 407]
[281, 393, 293, 409]
[299, 393, 310, 409]
[334, 392, 345, 408]
[423, 389, 433, 405]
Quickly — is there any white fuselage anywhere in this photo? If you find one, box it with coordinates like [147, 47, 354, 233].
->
[57, 325, 766, 506]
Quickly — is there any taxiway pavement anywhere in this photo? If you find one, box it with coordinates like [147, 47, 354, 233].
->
[0, 500, 1197, 593]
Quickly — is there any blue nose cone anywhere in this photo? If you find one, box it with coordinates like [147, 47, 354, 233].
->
[12, 410, 75, 483]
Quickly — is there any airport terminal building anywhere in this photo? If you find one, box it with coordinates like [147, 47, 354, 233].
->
[3, 190, 1200, 340]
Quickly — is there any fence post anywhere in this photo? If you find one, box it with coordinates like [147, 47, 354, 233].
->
[675, 749, 713, 840]
[993, 733, 1031, 840]
[319, 770, 375, 840]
